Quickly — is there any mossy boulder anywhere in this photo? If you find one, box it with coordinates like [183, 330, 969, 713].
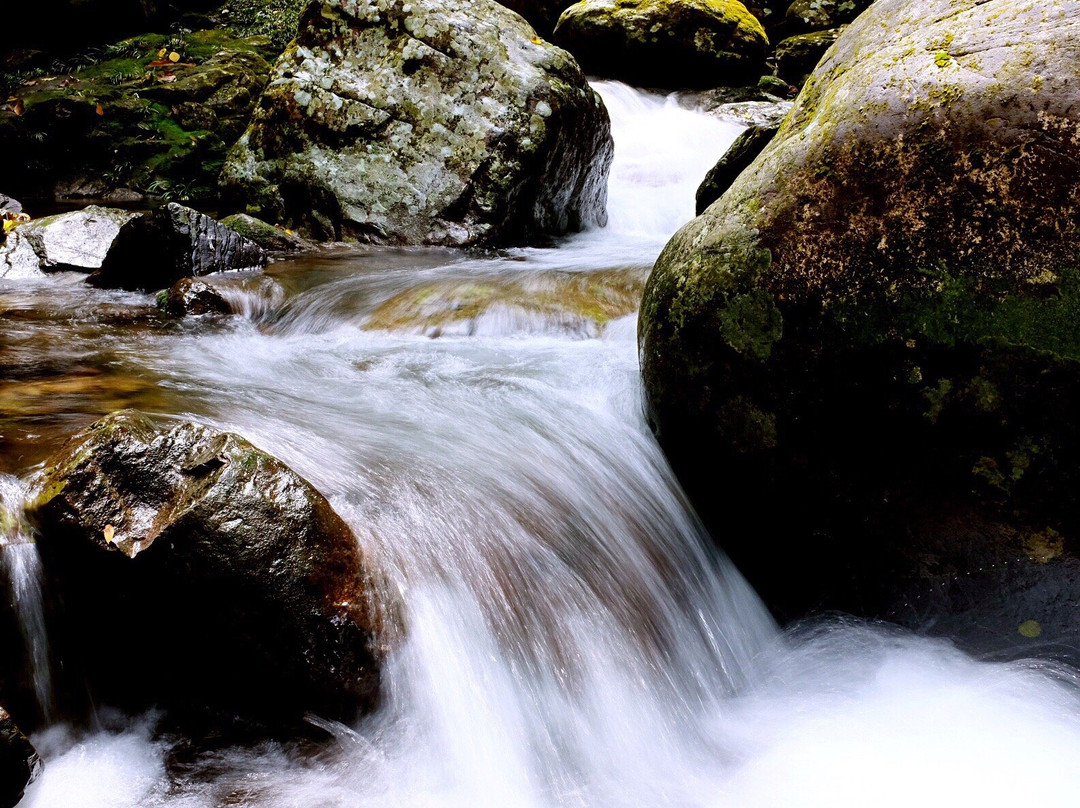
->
[774, 27, 845, 84]
[0, 31, 276, 204]
[25, 410, 389, 724]
[219, 213, 315, 252]
[554, 0, 768, 88]
[639, 0, 1080, 649]
[784, 0, 870, 32]
[220, 0, 613, 246]
[695, 123, 779, 215]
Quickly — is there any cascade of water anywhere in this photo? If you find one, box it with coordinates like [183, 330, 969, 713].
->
[0, 475, 54, 723]
[13, 81, 1080, 808]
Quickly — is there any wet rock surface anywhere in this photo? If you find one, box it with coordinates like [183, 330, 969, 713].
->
[695, 123, 778, 214]
[26, 410, 388, 725]
[90, 203, 266, 291]
[774, 27, 845, 83]
[640, 0, 1080, 645]
[220, 0, 613, 247]
[159, 277, 233, 316]
[0, 707, 41, 808]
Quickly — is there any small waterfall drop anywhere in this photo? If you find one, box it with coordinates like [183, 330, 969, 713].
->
[0, 475, 54, 723]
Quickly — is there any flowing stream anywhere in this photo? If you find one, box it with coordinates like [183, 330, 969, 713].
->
[6, 82, 1080, 807]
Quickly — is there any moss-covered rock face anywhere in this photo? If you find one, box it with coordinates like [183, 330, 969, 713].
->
[554, 0, 768, 88]
[640, 0, 1080, 645]
[220, 0, 613, 246]
[26, 410, 389, 724]
[0, 32, 276, 204]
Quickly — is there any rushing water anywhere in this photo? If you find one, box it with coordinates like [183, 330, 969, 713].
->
[6, 82, 1080, 807]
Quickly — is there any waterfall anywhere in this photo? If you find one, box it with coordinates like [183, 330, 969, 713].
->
[0, 475, 54, 723]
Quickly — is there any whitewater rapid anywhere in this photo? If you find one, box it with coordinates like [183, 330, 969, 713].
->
[6, 83, 1080, 808]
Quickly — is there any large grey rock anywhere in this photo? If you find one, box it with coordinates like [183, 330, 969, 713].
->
[90, 204, 266, 291]
[0, 707, 41, 808]
[640, 0, 1080, 638]
[220, 0, 613, 246]
[16, 206, 138, 273]
[554, 0, 769, 88]
[26, 410, 389, 724]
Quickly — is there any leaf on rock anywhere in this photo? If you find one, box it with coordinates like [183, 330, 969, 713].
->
[95, 102, 105, 116]
[169, 51, 181, 63]
[103, 524, 116, 544]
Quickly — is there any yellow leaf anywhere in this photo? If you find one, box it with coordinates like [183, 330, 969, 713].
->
[169, 51, 181, 63]
[530, 36, 542, 44]
[158, 48, 167, 57]
[3, 219, 18, 233]
[103, 524, 116, 544]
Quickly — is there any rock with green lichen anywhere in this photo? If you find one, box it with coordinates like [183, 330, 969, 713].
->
[220, 213, 316, 252]
[25, 409, 390, 725]
[784, 0, 870, 32]
[774, 27, 845, 84]
[220, 0, 613, 247]
[554, 0, 769, 88]
[639, 0, 1080, 646]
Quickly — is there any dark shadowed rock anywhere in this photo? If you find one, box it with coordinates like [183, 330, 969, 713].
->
[784, 0, 870, 32]
[774, 27, 844, 83]
[695, 123, 778, 214]
[26, 410, 389, 724]
[498, 0, 577, 36]
[554, 0, 769, 88]
[0, 197, 21, 216]
[0, 707, 41, 808]
[220, 0, 613, 246]
[639, 0, 1080, 651]
[158, 277, 232, 317]
[90, 204, 265, 291]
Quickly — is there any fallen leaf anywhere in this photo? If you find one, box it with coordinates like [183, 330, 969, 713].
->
[95, 102, 104, 115]
[530, 36, 542, 44]
[160, 73, 178, 83]
[103, 524, 116, 544]
[6, 96, 17, 102]
[13, 100, 23, 116]
[148, 59, 172, 67]
[158, 47, 167, 57]
[169, 51, 181, 63]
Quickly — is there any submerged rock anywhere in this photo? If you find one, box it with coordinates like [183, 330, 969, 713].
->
[90, 203, 266, 291]
[26, 410, 388, 724]
[554, 0, 769, 88]
[220, 0, 613, 246]
[695, 123, 778, 214]
[158, 277, 232, 316]
[639, 0, 1080, 643]
[0, 707, 41, 808]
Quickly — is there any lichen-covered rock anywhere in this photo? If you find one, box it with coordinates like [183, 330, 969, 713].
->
[784, 0, 870, 32]
[26, 410, 388, 723]
[158, 277, 232, 316]
[14, 207, 138, 273]
[219, 213, 315, 253]
[554, 0, 768, 88]
[0, 31, 276, 204]
[695, 123, 778, 214]
[220, 0, 613, 247]
[639, 0, 1080, 638]
[90, 203, 266, 291]
[774, 27, 844, 83]
[0, 707, 41, 808]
